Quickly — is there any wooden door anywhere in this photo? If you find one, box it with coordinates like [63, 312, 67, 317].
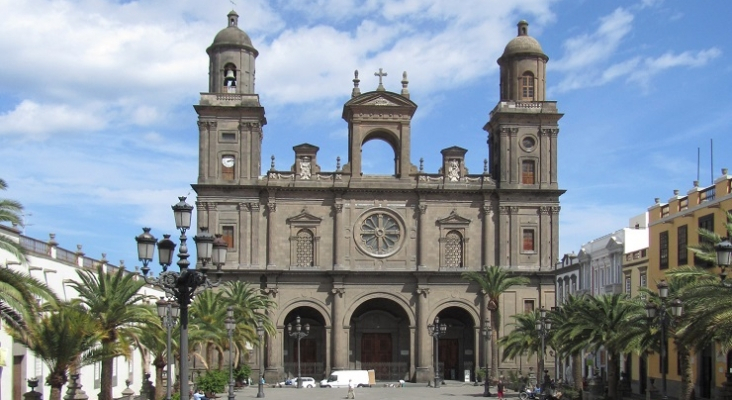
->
[439, 339, 460, 380]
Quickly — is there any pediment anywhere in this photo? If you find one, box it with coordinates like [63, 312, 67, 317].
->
[345, 91, 417, 108]
[437, 209, 471, 225]
[286, 210, 322, 225]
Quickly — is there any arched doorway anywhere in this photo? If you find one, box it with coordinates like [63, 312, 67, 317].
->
[436, 307, 477, 382]
[282, 307, 327, 379]
[350, 298, 411, 381]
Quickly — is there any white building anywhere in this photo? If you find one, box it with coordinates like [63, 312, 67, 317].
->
[0, 225, 166, 400]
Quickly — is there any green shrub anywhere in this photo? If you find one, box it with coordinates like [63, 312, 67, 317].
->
[196, 369, 228, 394]
[235, 365, 251, 382]
[476, 368, 486, 381]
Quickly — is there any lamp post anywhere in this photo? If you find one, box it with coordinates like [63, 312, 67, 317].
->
[135, 196, 228, 398]
[287, 316, 310, 389]
[482, 319, 492, 397]
[427, 316, 447, 389]
[225, 306, 236, 400]
[257, 323, 265, 398]
[535, 307, 552, 378]
[156, 299, 179, 400]
[645, 280, 683, 400]
[716, 238, 732, 281]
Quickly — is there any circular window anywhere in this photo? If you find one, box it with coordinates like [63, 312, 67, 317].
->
[355, 209, 405, 258]
[521, 136, 536, 151]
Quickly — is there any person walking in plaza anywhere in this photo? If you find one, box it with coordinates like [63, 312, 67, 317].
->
[497, 379, 505, 399]
[347, 379, 356, 399]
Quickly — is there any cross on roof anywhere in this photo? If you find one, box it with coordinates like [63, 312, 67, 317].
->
[374, 68, 387, 91]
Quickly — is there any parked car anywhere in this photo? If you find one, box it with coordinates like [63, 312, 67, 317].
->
[278, 377, 317, 388]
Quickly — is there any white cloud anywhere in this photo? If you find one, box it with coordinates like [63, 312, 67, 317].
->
[627, 48, 722, 88]
[0, 100, 107, 139]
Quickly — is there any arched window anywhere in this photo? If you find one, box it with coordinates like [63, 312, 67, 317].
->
[223, 63, 237, 92]
[521, 72, 534, 100]
[295, 229, 314, 267]
[444, 230, 463, 268]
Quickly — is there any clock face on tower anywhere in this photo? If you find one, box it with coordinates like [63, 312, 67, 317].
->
[221, 156, 235, 168]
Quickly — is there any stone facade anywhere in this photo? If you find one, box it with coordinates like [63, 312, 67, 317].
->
[193, 14, 562, 383]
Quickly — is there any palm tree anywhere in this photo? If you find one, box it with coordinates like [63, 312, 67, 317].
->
[462, 265, 530, 382]
[0, 178, 25, 262]
[189, 290, 228, 369]
[222, 281, 277, 360]
[137, 319, 169, 400]
[551, 295, 591, 392]
[9, 302, 103, 400]
[0, 268, 58, 330]
[69, 266, 158, 400]
[559, 293, 641, 400]
[499, 309, 543, 371]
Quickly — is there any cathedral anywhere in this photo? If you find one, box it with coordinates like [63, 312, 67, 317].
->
[193, 11, 562, 383]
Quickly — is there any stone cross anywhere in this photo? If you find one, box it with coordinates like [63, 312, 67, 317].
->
[374, 68, 387, 91]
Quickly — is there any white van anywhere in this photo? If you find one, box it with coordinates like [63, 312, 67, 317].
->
[319, 370, 371, 388]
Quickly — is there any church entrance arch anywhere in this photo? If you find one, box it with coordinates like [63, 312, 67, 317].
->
[436, 306, 477, 382]
[282, 306, 327, 380]
[350, 297, 411, 381]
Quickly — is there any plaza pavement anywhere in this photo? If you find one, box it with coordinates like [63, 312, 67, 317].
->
[228, 382, 515, 400]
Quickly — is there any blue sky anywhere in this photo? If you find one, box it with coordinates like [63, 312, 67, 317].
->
[1, 0, 730, 273]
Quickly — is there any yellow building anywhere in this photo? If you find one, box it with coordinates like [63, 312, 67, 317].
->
[646, 168, 732, 399]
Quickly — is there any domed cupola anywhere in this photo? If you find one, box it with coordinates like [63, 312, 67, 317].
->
[497, 20, 548, 101]
[206, 11, 259, 94]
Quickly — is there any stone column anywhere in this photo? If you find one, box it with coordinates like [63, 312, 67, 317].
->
[498, 206, 510, 267]
[206, 203, 218, 233]
[249, 202, 260, 268]
[263, 288, 280, 382]
[207, 121, 217, 179]
[540, 129, 550, 186]
[509, 128, 518, 184]
[333, 203, 343, 268]
[416, 287, 431, 382]
[238, 203, 248, 267]
[482, 204, 494, 267]
[549, 129, 559, 185]
[539, 206, 550, 269]
[417, 204, 427, 269]
[499, 127, 510, 184]
[267, 200, 276, 268]
[196, 201, 207, 233]
[197, 121, 208, 182]
[509, 206, 519, 266]
[331, 287, 346, 370]
[550, 207, 561, 268]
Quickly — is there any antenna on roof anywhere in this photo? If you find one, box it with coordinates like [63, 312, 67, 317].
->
[710, 138, 714, 185]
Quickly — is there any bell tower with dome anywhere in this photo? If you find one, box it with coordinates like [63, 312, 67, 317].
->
[194, 11, 266, 187]
[484, 20, 562, 269]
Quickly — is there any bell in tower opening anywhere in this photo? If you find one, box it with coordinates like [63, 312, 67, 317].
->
[224, 64, 237, 92]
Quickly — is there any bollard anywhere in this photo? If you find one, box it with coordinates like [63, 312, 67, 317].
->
[64, 374, 90, 400]
[24, 378, 43, 400]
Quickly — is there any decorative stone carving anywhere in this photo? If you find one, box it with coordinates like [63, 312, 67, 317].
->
[355, 209, 405, 258]
[299, 157, 312, 180]
[447, 159, 460, 182]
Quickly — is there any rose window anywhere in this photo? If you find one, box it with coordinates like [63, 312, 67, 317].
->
[356, 210, 404, 258]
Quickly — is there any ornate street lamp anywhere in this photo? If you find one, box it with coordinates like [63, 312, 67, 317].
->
[287, 316, 310, 389]
[427, 316, 447, 389]
[716, 238, 732, 281]
[135, 196, 226, 398]
[257, 322, 265, 398]
[645, 280, 683, 400]
[535, 307, 552, 376]
[482, 319, 492, 397]
[156, 299, 179, 400]
[225, 307, 236, 400]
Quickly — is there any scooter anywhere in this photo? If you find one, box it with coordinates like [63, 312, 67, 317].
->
[519, 386, 542, 400]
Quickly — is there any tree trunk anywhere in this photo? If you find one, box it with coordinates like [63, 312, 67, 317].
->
[490, 310, 499, 382]
[608, 352, 620, 400]
[679, 344, 693, 400]
[100, 356, 113, 400]
[154, 354, 166, 400]
[573, 353, 583, 392]
[50, 386, 62, 400]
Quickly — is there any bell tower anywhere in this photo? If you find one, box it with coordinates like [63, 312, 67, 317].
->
[485, 20, 561, 190]
[195, 11, 266, 185]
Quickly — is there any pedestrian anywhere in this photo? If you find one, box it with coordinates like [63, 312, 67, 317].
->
[541, 370, 551, 399]
[497, 379, 505, 399]
[347, 379, 356, 399]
